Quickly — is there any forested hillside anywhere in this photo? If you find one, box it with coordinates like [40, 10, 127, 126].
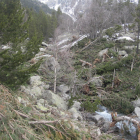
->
[1, 0, 140, 140]
[0, 0, 61, 88]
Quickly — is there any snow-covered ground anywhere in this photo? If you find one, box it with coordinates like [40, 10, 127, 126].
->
[60, 35, 87, 49]
[116, 36, 135, 42]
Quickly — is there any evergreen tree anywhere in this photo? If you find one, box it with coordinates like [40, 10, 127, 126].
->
[0, 0, 42, 89]
[0, 0, 29, 45]
[50, 11, 57, 37]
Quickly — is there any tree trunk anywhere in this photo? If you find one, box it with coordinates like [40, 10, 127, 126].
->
[137, 25, 140, 54]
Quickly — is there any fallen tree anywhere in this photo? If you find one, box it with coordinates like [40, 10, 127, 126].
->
[110, 112, 140, 140]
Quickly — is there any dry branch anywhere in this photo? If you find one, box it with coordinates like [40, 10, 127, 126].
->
[13, 109, 29, 118]
[29, 120, 58, 124]
[111, 113, 139, 126]
[78, 36, 99, 52]
[110, 112, 140, 140]
[78, 30, 106, 53]
[79, 59, 92, 67]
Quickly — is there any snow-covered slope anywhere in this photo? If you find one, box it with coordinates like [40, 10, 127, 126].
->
[38, 0, 92, 22]
[38, 0, 138, 22]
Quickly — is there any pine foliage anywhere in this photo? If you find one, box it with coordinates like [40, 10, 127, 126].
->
[0, 0, 42, 89]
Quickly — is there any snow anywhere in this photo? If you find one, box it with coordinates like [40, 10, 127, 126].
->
[69, 0, 79, 15]
[35, 54, 52, 59]
[60, 34, 88, 49]
[72, 35, 87, 46]
[58, 38, 69, 46]
[39, 0, 48, 4]
[2, 45, 10, 50]
[116, 36, 134, 42]
[54, 4, 61, 11]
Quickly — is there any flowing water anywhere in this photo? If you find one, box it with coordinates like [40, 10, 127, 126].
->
[96, 105, 137, 140]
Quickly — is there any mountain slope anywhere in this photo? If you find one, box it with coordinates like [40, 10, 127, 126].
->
[38, 0, 92, 21]
[20, 0, 53, 14]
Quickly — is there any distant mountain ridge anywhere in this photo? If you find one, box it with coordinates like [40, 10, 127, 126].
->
[37, 0, 92, 21]
[20, 0, 53, 14]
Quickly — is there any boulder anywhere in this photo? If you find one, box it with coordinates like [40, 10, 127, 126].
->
[124, 46, 136, 50]
[42, 90, 67, 111]
[20, 76, 48, 99]
[118, 50, 128, 57]
[42, 42, 48, 47]
[132, 98, 140, 107]
[101, 121, 111, 132]
[71, 101, 81, 111]
[36, 103, 49, 112]
[57, 84, 70, 101]
[39, 48, 46, 52]
[90, 127, 101, 137]
[89, 76, 103, 87]
[68, 107, 83, 121]
[98, 48, 108, 57]
[17, 97, 29, 106]
[134, 107, 140, 119]
[30, 87, 42, 97]
[88, 115, 105, 125]
[58, 84, 70, 94]
[30, 76, 42, 87]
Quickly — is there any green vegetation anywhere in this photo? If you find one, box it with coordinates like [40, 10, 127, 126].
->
[0, 85, 87, 140]
[70, 27, 139, 115]
[0, 0, 61, 89]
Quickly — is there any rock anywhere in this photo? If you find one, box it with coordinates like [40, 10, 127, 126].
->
[58, 84, 70, 94]
[43, 90, 67, 111]
[98, 48, 108, 57]
[68, 108, 83, 121]
[20, 76, 48, 99]
[39, 48, 46, 52]
[30, 87, 42, 97]
[30, 76, 42, 87]
[57, 84, 70, 101]
[134, 107, 140, 119]
[124, 46, 136, 50]
[89, 114, 105, 125]
[118, 50, 128, 57]
[59, 93, 70, 101]
[17, 97, 29, 106]
[132, 98, 140, 107]
[71, 101, 81, 111]
[89, 76, 103, 87]
[101, 121, 111, 132]
[42, 42, 48, 47]
[37, 99, 46, 105]
[43, 85, 50, 90]
[36, 103, 49, 112]
[90, 127, 101, 137]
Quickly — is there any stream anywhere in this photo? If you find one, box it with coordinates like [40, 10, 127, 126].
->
[96, 105, 138, 140]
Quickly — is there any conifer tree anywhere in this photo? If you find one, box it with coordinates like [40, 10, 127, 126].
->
[0, 0, 42, 89]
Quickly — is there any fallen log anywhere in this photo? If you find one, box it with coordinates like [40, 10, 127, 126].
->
[110, 112, 140, 140]
[79, 59, 92, 67]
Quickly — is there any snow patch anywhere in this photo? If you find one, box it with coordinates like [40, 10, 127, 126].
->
[116, 36, 134, 42]
[58, 38, 69, 46]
